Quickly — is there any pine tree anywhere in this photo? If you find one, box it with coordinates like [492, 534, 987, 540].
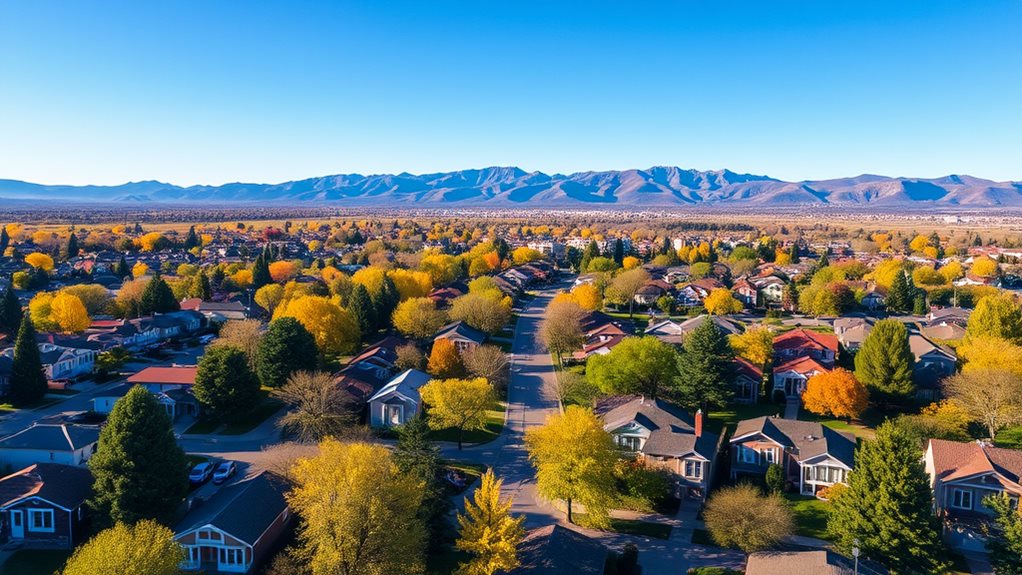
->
[349, 283, 377, 337]
[829, 422, 949, 574]
[88, 386, 188, 527]
[393, 414, 450, 551]
[66, 232, 80, 259]
[613, 238, 624, 266]
[788, 243, 800, 263]
[184, 225, 199, 250]
[193, 346, 261, 422]
[189, 272, 212, 300]
[455, 470, 525, 575]
[139, 277, 179, 315]
[8, 315, 47, 406]
[373, 275, 400, 330]
[886, 270, 912, 313]
[912, 293, 927, 316]
[674, 317, 735, 411]
[255, 317, 318, 387]
[0, 226, 8, 253]
[115, 255, 130, 279]
[251, 255, 272, 289]
[854, 318, 914, 402]
[0, 286, 22, 333]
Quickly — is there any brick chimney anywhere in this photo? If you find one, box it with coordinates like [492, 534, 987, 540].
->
[695, 409, 703, 438]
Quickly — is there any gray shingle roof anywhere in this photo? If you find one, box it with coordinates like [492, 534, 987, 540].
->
[601, 396, 718, 459]
[733, 416, 856, 467]
[174, 471, 289, 545]
[508, 525, 607, 575]
[0, 424, 100, 452]
[0, 463, 92, 510]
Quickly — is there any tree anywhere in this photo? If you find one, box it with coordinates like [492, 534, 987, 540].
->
[729, 325, 774, 386]
[189, 272, 212, 300]
[61, 520, 184, 575]
[967, 294, 1022, 343]
[462, 345, 510, 393]
[972, 255, 1000, 278]
[886, 270, 912, 313]
[88, 386, 188, 526]
[392, 413, 450, 551]
[604, 268, 650, 316]
[255, 283, 285, 314]
[256, 317, 319, 387]
[455, 470, 525, 575]
[139, 277, 179, 315]
[427, 338, 464, 378]
[269, 260, 298, 283]
[802, 368, 869, 420]
[703, 288, 743, 315]
[65, 232, 80, 259]
[450, 293, 513, 335]
[389, 269, 434, 300]
[349, 283, 377, 337]
[612, 238, 625, 265]
[184, 225, 199, 250]
[24, 252, 54, 271]
[61, 284, 113, 315]
[944, 368, 1022, 439]
[211, 319, 263, 371]
[704, 484, 793, 552]
[0, 286, 22, 332]
[8, 315, 47, 406]
[395, 342, 426, 371]
[539, 299, 586, 365]
[829, 422, 949, 574]
[273, 370, 354, 442]
[585, 336, 678, 399]
[0, 226, 8, 254]
[420, 377, 495, 450]
[765, 464, 785, 494]
[372, 275, 400, 328]
[419, 253, 462, 286]
[194, 346, 261, 422]
[854, 318, 915, 402]
[288, 440, 425, 575]
[251, 254, 272, 289]
[392, 297, 448, 340]
[49, 292, 91, 333]
[524, 406, 617, 526]
[274, 295, 361, 355]
[984, 492, 1022, 575]
[675, 317, 735, 411]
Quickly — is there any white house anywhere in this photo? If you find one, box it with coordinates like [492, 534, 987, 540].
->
[0, 424, 100, 470]
[0, 344, 97, 381]
[367, 369, 432, 428]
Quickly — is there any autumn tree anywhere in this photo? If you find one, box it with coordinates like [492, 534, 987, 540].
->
[60, 284, 112, 316]
[420, 377, 495, 450]
[256, 317, 319, 387]
[525, 406, 617, 526]
[388, 269, 433, 300]
[420, 253, 462, 286]
[48, 292, 90, 333]
[392, 297, 448, 340]
[985, 492, 1022, 575]
[274, 295, 360, 355]
[944, 368, 1022, 439]
[273, 371, 355, 442]
[854, 318, 915, 402]
[539, 299, 586, 365]
[966, 294, 1022, 343]
[268, 260, 298, 283]
[255, 283, 285, 314]
[24, 252, 54, 271]
[139, 276, 179, 315]
[586, 336, 678, 399]
[802, 368, 869, 420]
[8, 315, 47, 406]
[427, 338, 464, 378]
[604, 268, 650, 317]
[462, 345, 510, 393]
[703, 288, 743, 315]
[455, 470, 525, 575]
[675, 317, 735, 411]
[211, 319, 263, 371]
[704, 484, 793, 552]
[569, 283, 602, 311]
[395, 342, 426, 371]
[61, 520, 183, 575]
[972, 255, 1000, 278]
[729, 326, 774, 372]
[288, 440, 425, 575]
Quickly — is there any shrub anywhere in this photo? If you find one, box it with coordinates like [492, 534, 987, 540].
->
[687, 568, 742, 575]
[817, 483, 847, 501]
[704, 483, 794, 552]
[614, 460, 671, 512]
[765, 463, 785, 494]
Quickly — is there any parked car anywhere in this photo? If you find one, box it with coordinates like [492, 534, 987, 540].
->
[198, 334, 216, 344]
[47, 379, 72, 390]
[212, 461, 237, 485]
[189, 462, 214, 485]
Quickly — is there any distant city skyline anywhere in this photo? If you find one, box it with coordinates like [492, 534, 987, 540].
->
[1, 1, 1019, 187]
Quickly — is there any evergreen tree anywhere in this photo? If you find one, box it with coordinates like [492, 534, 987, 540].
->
[66, 232, 80, 259]
[494, 237, 510, 263]
[193, 346, 261, 422]
[139, 277, 179, 315]
[579, 240, 600, 272]
[255, 317, 318, 387]
[88, 386, 188, 527]
[886, 271, 912, 313]
[209, 266, 226, 290]
[854, 318, 915, 402]
[674, 317, 735, 411]
[829, 422, 949, 574]
[349, 283, 377, 337]
[373, 275, 400, 330]
[912, 293, 927, 316]
[0, 286, 22, 333]
[184, 225, 199, 250]
[251, 255, 272, 289]
[613, 238, 625, 266]
[189, 272, 212, 300]
[0, 226, 8, 253]
[393, 414, 450, 552]
[788, 243, 800, 263]
[8, 315, 47, 406]
[115, 255, 130, 279]
[985, 492, 1022, 574]
[814, 250, 829, 273]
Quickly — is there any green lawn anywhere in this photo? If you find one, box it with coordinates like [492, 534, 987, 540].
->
[995, 426, 1022, 449]
[785, 494, 832, 540]
[706, 402, 784, 434]
[575, 515, 672, 539]
[797, 408, 881, 440]
[604, 310, 649, 332]
[0, 549, 71, 575]
[430, 404, 506, 446]
[221, 397, 284, 435]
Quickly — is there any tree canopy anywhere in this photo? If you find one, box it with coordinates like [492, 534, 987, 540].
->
[61, 520, 184, 575]
[585, 336, 678, 399]
[854, 318, 914, 401]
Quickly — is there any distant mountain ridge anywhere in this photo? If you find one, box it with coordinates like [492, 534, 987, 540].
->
[2, 167, 1021, 207]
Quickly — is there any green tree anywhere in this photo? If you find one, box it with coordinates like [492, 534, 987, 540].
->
[524, 406, 617, 526]
[61, 520, 184, 575]
[456, 470, 525, 575]
[985, 492, 1022, 574]
[854, 318, 915, 402]
[675, 317, 735, 411]
[579, 240, 600, 273]
[139, 276, 179, 315]
[65, 232, 80, 259]
[0, 286, 23, 333]
[115, 255, 130, 279]
[886, 270, 912, 313]
[829, 421, 949, 574]
[184, 225, 199, 250]
[190, 272, 212, 300]
[393, 413, 450, 551]
[372, 275, 400, 330]
[349, 283, 377, 337]
[765, 463, 785, 494]
[585, 336, 678, 399]
[251, 254, 272, 289]
[256, 317, 319, 387]
[194, 345, 261, 422]
[8, 315, 47, 406]
[0, 226, 8, 253]
[967, 294, 1022, 343]
[420, 377, 496, 450]
[88, 386, 188, 526]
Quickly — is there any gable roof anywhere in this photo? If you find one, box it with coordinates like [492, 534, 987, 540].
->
[733, 416, 856, 467]
[127, 366, 198, 386]
[0, 423, 100, 452]
[734, 357, 763, 380]
[434, 321, 486, 345]
[367, 369, 431, 404]
[773, 328, 838, 353]
[0, 463, 92, 510]
[773, 356, 831, 376]
[508, 525, 608, 575]
[175, 472, 290, 545]
[600, 396, 717, 459]
[747, 550, 886, 575]
[929, 439, 1022, 489]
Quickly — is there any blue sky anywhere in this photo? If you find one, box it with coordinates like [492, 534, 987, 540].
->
[1, 1, 1019, 186]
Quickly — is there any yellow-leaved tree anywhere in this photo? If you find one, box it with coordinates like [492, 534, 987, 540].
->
[28, 292, 57, 331]
[392, 297, 448, 340]
[570, 283, 602, 311]
[274, 295, 360, 355]
[61, 520, 183, 575]
[958, 335, 1022, 376]
[704, 288, 744, 315]
[971, 256, 1000, 278]
[427, 338, 464, 378]
[802, 368, 869, 420]
[388, 269, 434, 300]
[50, 292, 91, 333]
[419, 377, 496, 450]
[288, 440, 425, 575]
[24, 252, 54, 271]
[455, 470, 525, 575]
[254, 283, 285, 314]
[132, 262, 149, 278]
[524, 406, 617, 527]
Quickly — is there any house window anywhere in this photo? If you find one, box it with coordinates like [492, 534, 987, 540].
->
[740, 446, 758, 464]
[952, 489, 973, 510]
[684, 460, 702, 479]
[617, 435, 642, 452]
[763, 449, 776, 464]
[28, 509, 54, 533]
[198, 529, 222, 542]
[220, 547, 245, 567]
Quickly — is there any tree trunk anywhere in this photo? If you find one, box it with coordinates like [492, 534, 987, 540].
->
[457, 427, 464, 451]
[566, 497, 573, 524]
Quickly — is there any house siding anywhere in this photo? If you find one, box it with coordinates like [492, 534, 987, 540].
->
[1, 500, 80, 549]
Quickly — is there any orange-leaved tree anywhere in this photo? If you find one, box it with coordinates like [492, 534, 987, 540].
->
[802, 368, 868, 420]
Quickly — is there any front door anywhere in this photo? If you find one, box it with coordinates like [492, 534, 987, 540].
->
[10, 510, 24, 538]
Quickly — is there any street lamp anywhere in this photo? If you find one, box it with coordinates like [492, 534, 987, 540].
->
[852, 538, 860, 575]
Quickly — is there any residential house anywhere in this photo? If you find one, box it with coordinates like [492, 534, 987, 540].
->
[180, 299, 251, 322]
[910, 333, 957, 401]
[731, 278, 758, 307]
[0, 463, 92, 549]
[928, 307, 971, 328]
[772, 356, 831, 400]
[833, 317, 873, 352]
[730, 416, 856, 497]
[677, 278, 725, 307]
[861, 289, 886, 311]
[433, 320, 486, 352]
[733, 357, 763, 404]
[747, 550, 887, 575]
[367, 369, 432, 428]
[508, 525, 608, 575]
[925, 438, 1022, 552]
[773, 328, 838, 367]
[599, 396, 720, 500]
[750, 275, 786, 306]
[0, 424, 100, 470]
[91, 383, 134, 415]
[633, 279, 673, 307]
[644, 314, 742, 346]
[0, 343, 97, 381]
[176, 472, 292, 574]
[126, 366, 200, 419]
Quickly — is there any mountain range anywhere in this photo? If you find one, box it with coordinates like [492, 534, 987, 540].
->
[2, 167, 1021, 208]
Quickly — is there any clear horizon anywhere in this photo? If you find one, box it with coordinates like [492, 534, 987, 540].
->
[1, 1, 1019, 187]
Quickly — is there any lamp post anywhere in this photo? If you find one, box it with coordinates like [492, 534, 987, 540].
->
[853, 538, 860, 575]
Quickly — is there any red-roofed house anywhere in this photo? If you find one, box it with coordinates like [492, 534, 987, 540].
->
[733, 357, 763, 404]
[773, 328, 838, 368]
[772, 356, 831, 401]
[925, 438, 1022, 552]
[126, 366, 199, 419]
